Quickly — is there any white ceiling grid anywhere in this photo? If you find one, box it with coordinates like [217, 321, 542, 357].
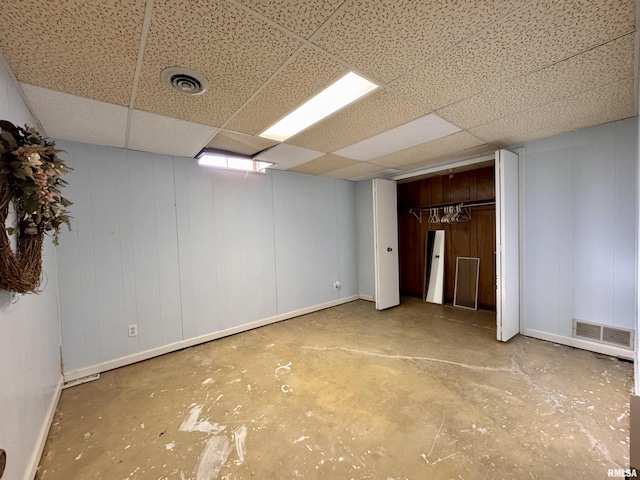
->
[0, 0, 634, 178]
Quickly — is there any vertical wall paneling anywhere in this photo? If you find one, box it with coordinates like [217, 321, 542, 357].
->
[0, 58, 63, 480]
[613, 119, 637, 330]
[398, 181, 421, 295]
[172, 159, 195, 339]
[398, 168, 496, 309]
[314, 178, 340, 305]
[173, 160, 222, 339]
[523, 117, 637, 338]
[57, 148, 358, 376]
[89, 146, 128, 362]
[125, 151, 182, 350]
[58, 141, 102, 370]
[213, 186, 229, 330]
[127, 151, 164, 351]
[356, 180, 374, 299]
[529, 137, 574, 337]
[150, 153, 182, 345]
[272, 170, 339, 313]
[115, 150, 139, 355]
[336, 180, 359, 299]
[55, 146, 86, 369]
[572, 127, 616, 326]
[216, 168, 278, 328]
[475, 208, 496, 305]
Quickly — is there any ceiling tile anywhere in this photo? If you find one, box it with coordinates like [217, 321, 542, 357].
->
[397, 144, 498, 172]
[128, 110, 217, 158]
[323, 162, 388, 180]
[521, 114, 631, 147]
[0, 0, 145, 106]
[437, 34, 635, 130]
[21, 84, 127, 148]
[254, 143, 325, 170]
[392, 0, 635, 110]
[370, 131, 487, 168]
[469, 78, 636, 146]
[335, 114, 461, 161]
[0, 1, 635, 180]
[288, 154, 360, 175]
[206, 130, 278, 156]
[236, 0, 344, 38]
[287, 89, 426, 152]
[224, 48, 346, 135]
[314, 0, 530, 82]
[134, 0, 300, 127]
[349, 168, 403, 182]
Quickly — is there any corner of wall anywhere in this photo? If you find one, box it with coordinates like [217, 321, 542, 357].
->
[0, 57, 63, 480]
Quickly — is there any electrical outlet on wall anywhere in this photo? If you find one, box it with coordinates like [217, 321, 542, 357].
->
[128, 324, 138, 337]
[334, 280, 341, 289]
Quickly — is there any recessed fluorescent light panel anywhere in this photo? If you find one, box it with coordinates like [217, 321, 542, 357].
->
[259, 72, 378, 142]
[334, 113, 462, 161]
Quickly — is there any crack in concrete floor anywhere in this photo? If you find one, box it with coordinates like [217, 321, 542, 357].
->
[304, 340, 627, 469]
[36, 298, 633, 479]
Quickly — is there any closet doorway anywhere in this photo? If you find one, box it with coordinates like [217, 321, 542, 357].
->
[398, 163, 496, 308]
[395, 150, 520, 341]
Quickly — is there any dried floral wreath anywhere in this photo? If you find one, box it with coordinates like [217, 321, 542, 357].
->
[0, 120, 72, 293]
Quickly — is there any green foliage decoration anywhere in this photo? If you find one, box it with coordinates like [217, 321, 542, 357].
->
[0, 120, 72, 242]
[0, 120, 72, 293]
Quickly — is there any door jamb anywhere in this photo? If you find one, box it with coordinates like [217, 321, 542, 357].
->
[390, 150, 522, 335]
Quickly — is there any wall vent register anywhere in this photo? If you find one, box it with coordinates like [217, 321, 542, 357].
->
[573, 320, 633, 349]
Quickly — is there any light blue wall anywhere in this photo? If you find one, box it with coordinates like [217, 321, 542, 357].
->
[352, 119, 638, 345]
[352, 119, 638, 344]
[522, 117, 637, 337]
[356, 180, 374, 299]
[0, 60, 62, 480]
[55, 142, 359, 374]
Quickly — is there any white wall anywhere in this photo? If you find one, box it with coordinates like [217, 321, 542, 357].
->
[55, 142, 359, 377]
[0, 59, 63, 480]
[522, 118, 637, 343]
[356, 180, 374, 300]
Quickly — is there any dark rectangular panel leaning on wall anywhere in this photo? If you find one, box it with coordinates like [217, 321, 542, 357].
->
[398, 166, 496, 310]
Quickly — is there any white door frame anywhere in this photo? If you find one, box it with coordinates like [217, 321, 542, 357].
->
[391, 151, 521, 337]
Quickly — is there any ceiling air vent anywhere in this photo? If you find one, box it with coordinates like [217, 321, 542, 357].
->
[161, 66, 209, 95]
[573, 320, 633, 349]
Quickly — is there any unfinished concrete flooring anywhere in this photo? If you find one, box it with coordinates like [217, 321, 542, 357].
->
[37, 298, 633, 479]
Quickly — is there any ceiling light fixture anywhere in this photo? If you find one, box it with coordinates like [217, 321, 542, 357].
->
[333, 114, 462, 161]
[259, 72, 378, 142]
[161, 66, 209, 95]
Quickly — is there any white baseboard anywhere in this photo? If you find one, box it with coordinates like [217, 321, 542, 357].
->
[359, 294, 374, 302]
[25, 375, 63, 480]
[523, 328, 635, 360]
[63, 295, 361, 383]
[62, 373, 100, 389]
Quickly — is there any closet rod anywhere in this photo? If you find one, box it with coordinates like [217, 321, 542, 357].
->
[409, 199, 495, 222]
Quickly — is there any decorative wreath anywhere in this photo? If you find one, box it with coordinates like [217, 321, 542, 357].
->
[0, 120, 72, 294]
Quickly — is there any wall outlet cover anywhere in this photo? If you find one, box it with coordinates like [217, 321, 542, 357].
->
[128, 324, 138, 337]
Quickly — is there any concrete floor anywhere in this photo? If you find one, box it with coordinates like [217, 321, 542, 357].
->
[37, 298, 633, 480]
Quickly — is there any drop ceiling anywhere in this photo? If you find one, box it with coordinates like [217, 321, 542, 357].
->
[0, 0, 636, 180]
